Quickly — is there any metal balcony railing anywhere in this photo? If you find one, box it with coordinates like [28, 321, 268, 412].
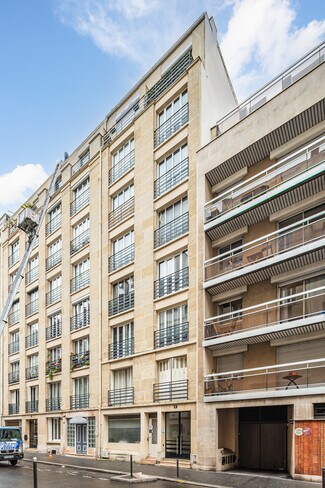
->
[8, 310, 19, 325]
[46, 398, 61, 411]
[26, 365, 39, 380]
[109, 150, 135, 185]
[204, 211, 325, 282]
[46, 249, 62, 271]
[204, 136, 325, 223]
[70, 270, 90, 292]
[154, 322, 189, 349]
[70, 351, 90, 370]
[25, 266, 39, 285]
[46, 358, 62, 375]
[71, 151, 90, 175]
[46, 286, 62, 306]
[8, 250, 19, 267]
[154, 213, 189, 248]
[26, 299, 39, 317]
[216, 42, 325, 136]
[25, 332, 38, 348]
[25, 400, 39, 413]
[8, 340, 19, 355]
[153, 379, 188, 402]
[154, 267, 189, 299]
[108, 337, 134, 360]
[70, 228, 90, 255]
[70, 188, 90, 216]
[46, 322, 62, 340]
[108, 244, 134, 273]
[8, 371, 19, 384]
[8, 403, 19, 415]
[154, 157, 189, 198]
[204, 358, 325, 400]
[46, 214, 61, 236]
[108, 387, 134, 406]
[70, 394, 89, 409]
[70, 310, 90, 331]
[108, 291, 134, 316]
[108, 197, 134, 229]
[54, 178, 61, 193]
[154, 103, 189, 148]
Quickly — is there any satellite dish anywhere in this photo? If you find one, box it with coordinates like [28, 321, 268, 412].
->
[64, 152, 69, 160]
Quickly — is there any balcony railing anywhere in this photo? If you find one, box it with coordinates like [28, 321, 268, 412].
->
[108, 387, 134, 406]
[70, 188, 90, 216]
[70, 310, 90, 331]
[154, 157, 189, 198]
[71, 151, 90, 175]
[108, 244, 134, 273]
[46, 214, 61, 236]
[8, 310, 19, 325]
[46, 322, 62, 340]
[70, 229, 90, 255]
[25, 400, 39, 413]
[108, 197, 134, 229]
[8, 403, 19, 415]
[8, 340, 19, 355]
[46, 358, 62, 376]
[46, 398, 61, 411]
[216, 42, 325, 136]
[46, 286, 62, 306]
[46, 249, 62, 271]
[25, 266, 39, 285]
[108, 337, 134, 360]
[8, 250, 19, 267]
[70, 394, 89, 409]
[204, 358, 325, 401]
[154, 322, 189, 349]
[109, 150, 135, 185]
[154, 213, 189, 248]
[70, 269, 90, 292]
[153, 379, 188, 402]
[204, 286, 325, 341]
[25, 332, 39, 348]
[26, 299, 39, 317]
[26, 365, 39, 380]
[205, 136, 325, 223]
[8, 371, 19, 384]
[204, 211, 325, 282]
[70, 351, 90, 370]
[154, 267, 189, 299]
[108, 291, 134, 316]
[154, 103, 189, 147]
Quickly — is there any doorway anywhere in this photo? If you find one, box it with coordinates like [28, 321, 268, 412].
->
[29, 420, 38, 448]
[165, 411, 190, 459]
[76, 424, 87, 454]
[149, 414, 158, 457]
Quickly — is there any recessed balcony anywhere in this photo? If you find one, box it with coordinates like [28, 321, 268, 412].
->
[153, 379, 188, 402]
[204, 136, 325, 240]
[108, 244, 134, 273]
[204, 358, 325, 401]
[204, 211, 325, 295]
[108, 387, 134, 406]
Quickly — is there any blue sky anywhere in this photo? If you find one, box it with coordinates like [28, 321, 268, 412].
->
[0, 0, 324, 216]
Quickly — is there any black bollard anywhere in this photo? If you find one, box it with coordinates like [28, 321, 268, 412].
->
[33, 457, 38, 488]
[130, 454, 133, 478]
[176, 458, 179, 478]
[322, 467, 325, 488]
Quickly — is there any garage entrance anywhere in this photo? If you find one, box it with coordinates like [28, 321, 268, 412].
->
[239, 406, 287, 471]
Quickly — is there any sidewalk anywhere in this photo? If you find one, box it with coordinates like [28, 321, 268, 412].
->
[23, 452, 320, 488]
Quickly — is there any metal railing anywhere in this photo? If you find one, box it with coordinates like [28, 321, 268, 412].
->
[8, 340, 19, 355]
[154, 103, 189, 147]
[25, 332, 39, 348]
[25, 400, 38, 413]
[108, 387, 134, 406]
[70, 269, 90, 292]
[204, 286, 325, 340]
[154, 212, 189, 248]
[70, 394, 89, 409]
[26, 365, 39, 380]
[153, 379, 188, 402]
[205, 211, 325, 281]
[46, 214, 61, 236]
[108, 291, 134, 316]
[8, 309, 19, 325]
[70, 228, 90, 255]
[204, 358, 325, 398]
[46, 398, 61, 411]
[70, 188, 90, 216]
[26, 299, 39, 317]
[108, 244, 134, 272]
[154, 322, 189, 348]
[46, 249, 62, 270]
[46, 358, 62, 375]
[8, 250, 19, 267]
[108, 197, 134, 228]
[46, 286, 62, 306]
[216, 42, 325, 136]
[46, 322, 62, 340]
[8, 403, 19, 415]
[108, 337, 134, 360]
[154, 267, 189, 299]
[71, 151, 90, 175]
[205, 136, 325, 222]
[109, 150, 135, 185]
[154, 157, 189, 198]
[8, 371, 19, 384]
[70, 310, 90, 331]
[25, 266, 39, 285]
[70, 350, 90, 369]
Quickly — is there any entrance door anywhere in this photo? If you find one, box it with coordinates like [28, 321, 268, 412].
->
[165, 412, 190, 459]
[29, 420, 38, 448]
[76, 424, 87, 454]
[149, 414, 158, 457]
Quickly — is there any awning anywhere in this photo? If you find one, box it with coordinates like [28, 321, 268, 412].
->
[69, 416, 87, 425]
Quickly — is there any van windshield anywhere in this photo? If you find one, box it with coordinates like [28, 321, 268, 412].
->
[0, 429, 21, 441]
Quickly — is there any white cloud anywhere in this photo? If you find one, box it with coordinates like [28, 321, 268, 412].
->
[0, 164, 48, 216]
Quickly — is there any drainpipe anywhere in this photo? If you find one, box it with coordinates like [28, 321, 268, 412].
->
[98, 145, 103, 458]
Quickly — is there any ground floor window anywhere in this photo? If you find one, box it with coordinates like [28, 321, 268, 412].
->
[48, 418, 61, 441]
[88, 417, 95, 447]
[67, 422, 75, 446]
[108, 415, 140, 443]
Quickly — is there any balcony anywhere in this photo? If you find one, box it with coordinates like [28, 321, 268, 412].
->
[8, 403, 19, 415]
[154, 103, 189, 148]
[46, 358, 62, 376]
[154, 267, 189, 299]
[25, 400, 38, 413]
[108, 337, 134, 360]
[108, 197, 134, 229]
[71, 151, 90, 175]
[108, 291, 134, 316]
[8, 371, 19, 384]
[70, 229, 90, 255]
[154, 157, 189, 198]
[204, 136, 325, 240]
[154, 213, 189, 248]
[70, 310, 90, 331]
[46, 398, 61, 411]
[70, 188, 90, 216]
[26, 299, 39, 317]
[70, 351, 90, 370]
[154, 322, 189, 349]
[8, 340, 19, 355]
[8, 250, 19, 268]
[8, 310, 19, 326]
[153, 379, 188, 402]
[70, 394, 89, 409]
[46, 250, 62, 271]
[25, 266, 39, 285]
[71, 270, 90, 293]
[109, 150, 135, 185]
[204, 286, 325, 351]
[108, 244, 134, 273]
[46, 286, 62, 306]
[26, 365, 39, 380]
[46, 322, 62, 340]
[108, 387, 134, 406]
[204, 358, 325, 402]
[25, 332, 38, 348]
[46, 214, 61, 236]
[215, 42, 325, 136]
[204, 211, 325, 295]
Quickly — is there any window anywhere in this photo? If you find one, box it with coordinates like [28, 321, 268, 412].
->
[110, 230, 134, 272]
[156, 197, 188, 247]
[48, 346, 61, 363]
[72, 298, 90, 330]
[158, 197, 188, 227]
[47, 240, 62, 269]
[314, 403, 325, 418]
[74, 337, 89, 354]
[112, 138, 134, 167]
[157, 143, 188, 179]
[48, 382, 61, 401]
[112, 276, 134, 298]
[9, 240, 19, 266]
[109, 276, 134, 315]
[9, 300, 19, 325]
[67, 422, 75, 446]
[110, 138, 135, 184]
[155, 143, 188, 197]
[71, 178, 90, 215]
[9, 331, 19, 354]
[47, 204, 61, 235]
[10, 390, 19, 409]
[156, 251, 188, 297]
[158, 91, 188, 127]
[112, 368, 133, 390]
[158, 356, 187, 383]
[47, 311, 62, 339]
[47, 276, 61, 305]
[26, 256, 38, 284]
[73, 217, 90, 237]
[48, 418, 61, 441]
[111, 323, 134, 358]
[74, 258, 90, 276]
[108, 415, 140, 443]
[26, 322, 38, 348]
[73, 377, 89, 403]
[112, 230, 134, 255]
[112, 183, 134, 210]
[28, 288, 39, 303]
[72, 258, 90, 292]
[26, 289, 39, 316]
[157, 304, 188, 346]
[158, 251, 188, 279]
[88, 417, 96, 448]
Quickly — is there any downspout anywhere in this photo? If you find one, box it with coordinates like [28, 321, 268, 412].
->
[98, 146, 103, 458]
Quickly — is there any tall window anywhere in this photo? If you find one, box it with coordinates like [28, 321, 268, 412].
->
[112, 183, 134, 210]
[158, 356, 187, 383]
[112, 368, 133, 390]
[111, 323, 134, 358]
[155, 143, 188, 197]
[158, 91, 188, 127]
[158, 197, 188, 227]
[48, 418, 61, 441]
[72, 298, 90, 330]
[74, 258, 90, 276]
[112, 230, 134, 255]
[48, 239, 62, 260]
[113, 276, 134, 298]
[74, 337, 89, 354]
[73, 217, 90, 237]
[47, 203, 61, 235]
[26, 256, 38, 284]
[47, 311, 61, 339]
[73, 377, 89, 398]
[110, 138, 135, 183]
[158, 251, 188, 279]
[9, 240, 19, 266]
[71, 178, 90, 215]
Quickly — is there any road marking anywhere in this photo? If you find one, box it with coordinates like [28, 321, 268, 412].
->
[82, 475, 92, 478]
[99, 478, 109, 481]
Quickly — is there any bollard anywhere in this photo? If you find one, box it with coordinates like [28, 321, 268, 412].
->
[33, 457, 38, 488]
[176, 458, 179, 478]
[130, 454, 133, 478]
[322, 467, 325, 488]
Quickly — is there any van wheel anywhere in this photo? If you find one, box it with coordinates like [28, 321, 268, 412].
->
[10, 460, 18, 466]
